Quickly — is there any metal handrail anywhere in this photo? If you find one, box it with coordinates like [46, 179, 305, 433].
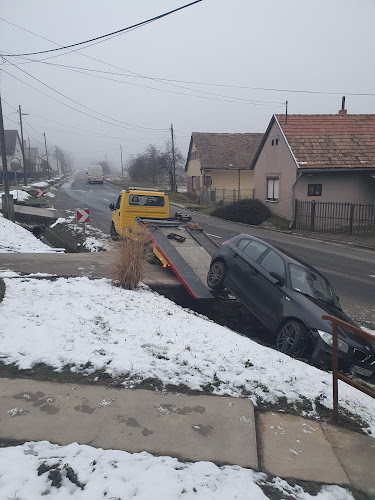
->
[322, 315, 375, 424]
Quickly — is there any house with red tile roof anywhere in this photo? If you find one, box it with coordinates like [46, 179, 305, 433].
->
[251, 110, 375, 221]
[185, 132, 263, 200]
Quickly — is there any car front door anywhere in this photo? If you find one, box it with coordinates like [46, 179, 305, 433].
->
[250, 250, 287, 332]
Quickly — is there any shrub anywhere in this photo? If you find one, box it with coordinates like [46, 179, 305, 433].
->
[211, 198, 271, 225]
[110, 227, 152, 290]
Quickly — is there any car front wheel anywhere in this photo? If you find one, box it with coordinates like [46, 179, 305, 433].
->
[276, 320, 309, 358]
[207, 260, 226, 290]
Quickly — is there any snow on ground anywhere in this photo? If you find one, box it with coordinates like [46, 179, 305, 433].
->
[0, 274, 374, 436]
[0, 189, 31, 202]
[0, 441, 354, 500]
[50, 215, 109, 251]
[0, 214, 55, 253]
[30, 181, 50, 188]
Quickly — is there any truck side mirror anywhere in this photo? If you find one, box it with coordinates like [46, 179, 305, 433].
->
[109, 202, 115, 210]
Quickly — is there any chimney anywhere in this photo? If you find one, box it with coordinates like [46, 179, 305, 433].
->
[338, 96, 347, 115]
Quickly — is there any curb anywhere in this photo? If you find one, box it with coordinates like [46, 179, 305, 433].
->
[169, 203, 375, 252]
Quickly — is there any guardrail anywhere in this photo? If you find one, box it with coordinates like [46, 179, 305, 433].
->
[322, 315, 375, 424]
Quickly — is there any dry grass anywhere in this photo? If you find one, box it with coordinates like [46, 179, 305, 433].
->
[110, 227, 152, 289]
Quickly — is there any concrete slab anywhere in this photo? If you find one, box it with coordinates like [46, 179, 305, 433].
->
[0, 379, 258, 469]
[0, 253, 180, 286]
[322, 423, 375, 496]
[257, 413, 349, 485]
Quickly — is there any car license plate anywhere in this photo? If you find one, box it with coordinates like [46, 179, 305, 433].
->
[351, 365, 373, 377]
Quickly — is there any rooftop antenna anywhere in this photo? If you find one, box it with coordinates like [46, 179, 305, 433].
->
[285, 101, 288, 125]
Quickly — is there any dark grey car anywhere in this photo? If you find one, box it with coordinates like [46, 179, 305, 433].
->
[207, 234, 375, 378]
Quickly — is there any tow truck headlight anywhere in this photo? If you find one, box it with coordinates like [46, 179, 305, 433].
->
[317, 330, 349, 353]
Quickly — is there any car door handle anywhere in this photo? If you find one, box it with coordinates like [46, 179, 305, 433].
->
[233, 252, 238, 258]
[250, 266, 259, 275]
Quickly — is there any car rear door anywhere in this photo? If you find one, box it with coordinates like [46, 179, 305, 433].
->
[225, 238, 268, 308]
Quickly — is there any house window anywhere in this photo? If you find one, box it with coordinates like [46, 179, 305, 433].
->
[266, 177, 279, 201]
[271, 140, 274, 146]
[308, 184, 322, 196]
[275, 138, 279, 145]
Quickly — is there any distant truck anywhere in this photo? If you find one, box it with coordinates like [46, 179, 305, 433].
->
[87, 165, 104, 184]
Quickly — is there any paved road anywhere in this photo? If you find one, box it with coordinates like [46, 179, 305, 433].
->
[54, 175, 375, 326]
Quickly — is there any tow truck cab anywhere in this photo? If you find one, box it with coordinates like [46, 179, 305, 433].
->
[110, 188, 169, 239]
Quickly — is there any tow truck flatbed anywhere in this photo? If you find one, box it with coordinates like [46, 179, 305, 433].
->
[138, 218, 219, 300]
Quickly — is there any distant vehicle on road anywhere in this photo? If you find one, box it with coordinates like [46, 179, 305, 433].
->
[87, 165, 104, 184]
[207, 234, 375, 378]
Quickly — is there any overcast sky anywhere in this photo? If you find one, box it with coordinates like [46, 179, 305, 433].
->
[1, 0, 374, 171]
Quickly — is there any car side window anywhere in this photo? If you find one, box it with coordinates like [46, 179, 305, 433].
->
[260, 250, 285, 278]
[242, 241, 268, 261]
[115, 195, 121, 209]
[237, 239, 250, 251]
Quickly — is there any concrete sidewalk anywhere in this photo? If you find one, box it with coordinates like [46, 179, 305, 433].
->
[0, 252, 179, 286]
[0, 378, 374, 496]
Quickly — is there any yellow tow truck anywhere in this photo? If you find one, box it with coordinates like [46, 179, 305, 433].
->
[109, 187, 218, 299]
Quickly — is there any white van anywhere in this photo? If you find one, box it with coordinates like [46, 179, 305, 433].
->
[87, 165, 104, 184]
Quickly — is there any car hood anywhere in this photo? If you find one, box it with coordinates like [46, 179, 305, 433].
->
[292, 292, 375, 351]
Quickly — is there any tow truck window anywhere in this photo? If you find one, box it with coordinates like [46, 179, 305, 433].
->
[129, 195, 165, 207]
[116, 195, 121, 209]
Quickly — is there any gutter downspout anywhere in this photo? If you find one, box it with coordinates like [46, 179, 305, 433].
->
[289, 171, 303, 229]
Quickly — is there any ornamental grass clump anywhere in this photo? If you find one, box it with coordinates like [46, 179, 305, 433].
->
[110, 226, 152, 290]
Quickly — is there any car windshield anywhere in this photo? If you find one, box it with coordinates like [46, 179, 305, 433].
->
[289, 264, 340, 308]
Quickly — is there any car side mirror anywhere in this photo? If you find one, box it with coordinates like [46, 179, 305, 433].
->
[269, 271, 285, 287]
[109, 202, 115, 210]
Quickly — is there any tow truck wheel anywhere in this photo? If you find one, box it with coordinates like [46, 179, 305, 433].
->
[207, 260, 226, 290]
[276, 320, 308, 358]
[110, 223, 119, 241]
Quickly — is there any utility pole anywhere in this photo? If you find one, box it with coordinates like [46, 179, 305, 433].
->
[55, 145, 59, 176]
[170, 124, 176, 192]
[28, 138, 32, 179]
[0, 92, 14, 220]
[120, 145, 123, 178]
[18, 105, 28, 186]
[43, 133, 50, 179]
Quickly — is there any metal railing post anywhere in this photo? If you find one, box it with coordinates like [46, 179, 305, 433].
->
[332, 321, 339, 424]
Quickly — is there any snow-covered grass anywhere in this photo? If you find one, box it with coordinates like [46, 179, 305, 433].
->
[49, 215, 109, 251]
[0, 274, 374, 436]
[0, 214, 55, 253]
[0, 189, 31, 202]
[0, 441, 355, 500]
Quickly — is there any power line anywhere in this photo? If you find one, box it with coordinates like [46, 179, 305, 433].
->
[10, 57, 284, 106]
[0, 1, 203, 57]
[1, 16, 374, 98]
[1, 63, 170, 132]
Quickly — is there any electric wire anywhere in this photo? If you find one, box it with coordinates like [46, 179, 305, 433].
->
[1, 17, 374, 98]
[0, 1, 203, 57]
[0, 65, 170, 133]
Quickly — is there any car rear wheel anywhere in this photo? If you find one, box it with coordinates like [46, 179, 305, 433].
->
[276, 320, 309, 358]
[207, 260, 226, 290]
[110, 222, 119, 241]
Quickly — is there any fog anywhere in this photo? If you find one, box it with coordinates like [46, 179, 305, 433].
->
[1, 0, 374, 172]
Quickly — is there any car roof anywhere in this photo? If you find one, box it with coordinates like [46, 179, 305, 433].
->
[236, 234, 324, 277]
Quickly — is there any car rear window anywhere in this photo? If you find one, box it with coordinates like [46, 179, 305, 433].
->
[239, 240, 268, 261]
[129, 195, 165, 207]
